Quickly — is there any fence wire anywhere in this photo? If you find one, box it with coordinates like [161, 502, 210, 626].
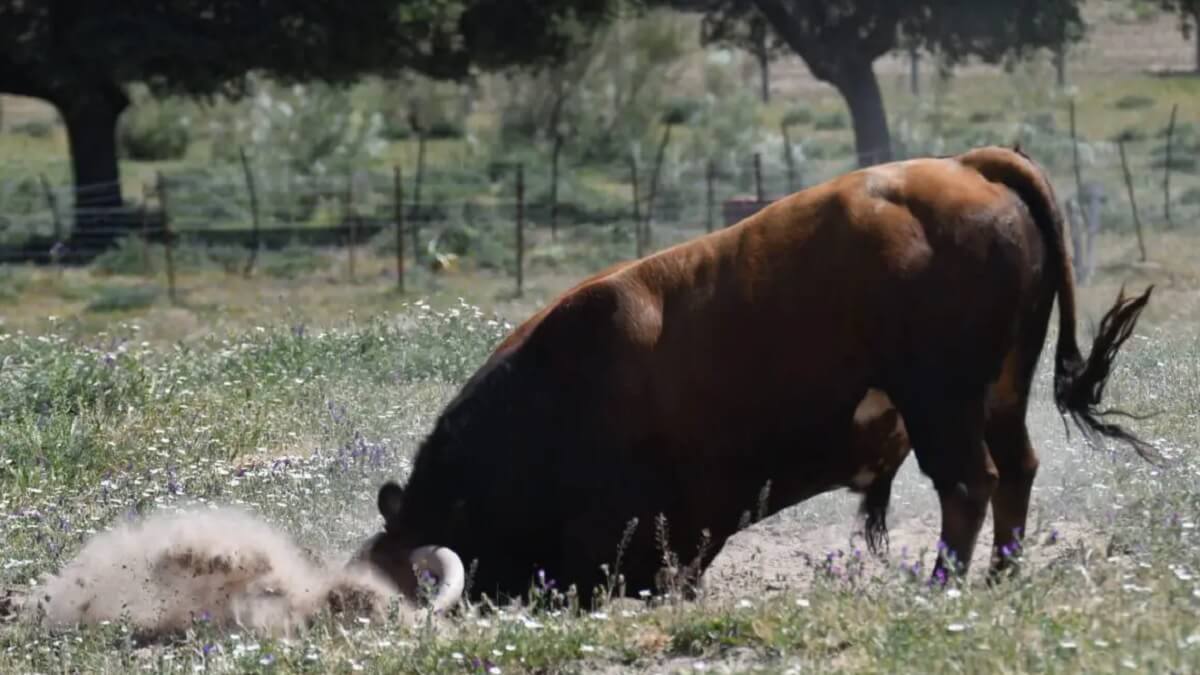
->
[0, 115, 1196, 267]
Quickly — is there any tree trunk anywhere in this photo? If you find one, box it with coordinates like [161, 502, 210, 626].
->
[1194, 8, 1200, 73]
[831, 61, 892, 168]
[60, 88, 129, 254]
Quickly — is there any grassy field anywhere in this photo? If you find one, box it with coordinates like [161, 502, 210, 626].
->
[0, 228, 1197, 674]
[3, 7, 1200, 673]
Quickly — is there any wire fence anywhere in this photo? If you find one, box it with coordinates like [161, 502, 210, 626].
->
[1, 103, 1196, 291]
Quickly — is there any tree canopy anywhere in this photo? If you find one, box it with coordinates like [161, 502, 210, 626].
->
[0, 0, 619, 252]
[672, 0, 1085, 167]
[697, 4, 788, 102]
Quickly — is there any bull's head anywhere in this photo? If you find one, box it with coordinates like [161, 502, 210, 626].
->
[350, 481, 465, 613]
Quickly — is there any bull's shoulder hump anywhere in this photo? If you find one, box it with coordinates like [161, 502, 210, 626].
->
[536, 274, 658, 351]
[490, 260, 638, 359]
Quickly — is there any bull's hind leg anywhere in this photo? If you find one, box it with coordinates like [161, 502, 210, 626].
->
[985, 349, 1042, 580]
[985, 412, 1038, 580]
[893, 387, 997, 580]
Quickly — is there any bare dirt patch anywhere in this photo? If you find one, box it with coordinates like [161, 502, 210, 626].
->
[705, 504, 1099, 603]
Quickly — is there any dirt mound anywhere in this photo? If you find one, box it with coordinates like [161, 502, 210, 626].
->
[22, 507, 398, 638]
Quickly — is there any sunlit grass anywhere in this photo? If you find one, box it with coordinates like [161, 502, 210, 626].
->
[0, 238, 1197, 672]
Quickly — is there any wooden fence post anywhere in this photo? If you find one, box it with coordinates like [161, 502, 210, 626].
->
[156, 171, 177, 305]
[394, 165, 405, 293]
[781, 123, 796, 193]
[1117, 139, 1148, 263]
[239, 147, 261, 277]
[705, 160, 715, 234]
[515, 163, 525, 297]
[411, 131, 426, 265]
[344, 175, 357, 282]
[1069, 99, 1084, 204]
[141, 183, 152, 273]
[753, 152, 764, 204]
[630, 156, 642, 258]
[1164, 102, 1178, 228]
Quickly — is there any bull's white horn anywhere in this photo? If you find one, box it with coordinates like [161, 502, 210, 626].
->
[408, 545, 465, 612]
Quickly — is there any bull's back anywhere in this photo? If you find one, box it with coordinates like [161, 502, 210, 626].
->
[605, 152, 1044, 443]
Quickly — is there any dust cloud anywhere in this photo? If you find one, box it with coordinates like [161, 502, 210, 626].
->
[26, 507, 398, 638]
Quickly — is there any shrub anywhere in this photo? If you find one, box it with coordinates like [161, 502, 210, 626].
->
[1180, 186, 1200, 205]
[373, 75, 470, 142]
[204, 245, 248, 275]
[1023, 112, 1057, 133]
[942, 123, 969, 139]
[471, 224, 512, 272]
[814, 111, 848, 131]
[381, 117, 413, 140]
[1156, 121, 1196, 139]
[0, 266, 30, 303]
[662, 98, 701, 126]
[426, 119, 465, 139]
[782, 108, 813, 127]
[1149, 154, 1198, 173]
[967, 111, 1004, 124]
[86, 285, 161, 313]
[11, 119, 54, 139]
[433, 225, 477, 257]
[1112, 127, 1148, 143]
[210, 78, 387, 177]
[91, 236, 156, 277]
[117, 100, 191, 161]
[0, 177, 44, 218]
[960, 128, 1007, 149]
[260, 244, 329, 279]
[1113, 94, 1155, 111]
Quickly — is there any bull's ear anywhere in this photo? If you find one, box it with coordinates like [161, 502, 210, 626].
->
[377, 481, 405, 521]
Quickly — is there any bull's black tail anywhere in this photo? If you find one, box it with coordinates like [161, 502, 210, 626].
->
[958, 146, 1157, 463]
[1053, 285, 1157, 460]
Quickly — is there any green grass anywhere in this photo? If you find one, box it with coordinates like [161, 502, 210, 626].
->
[0, 226, 1197, 674]
[84, 284, 161, 312]
[0, 293, 1196, 672]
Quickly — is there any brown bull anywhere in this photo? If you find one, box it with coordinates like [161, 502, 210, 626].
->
[360, 146, 1153, 610]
